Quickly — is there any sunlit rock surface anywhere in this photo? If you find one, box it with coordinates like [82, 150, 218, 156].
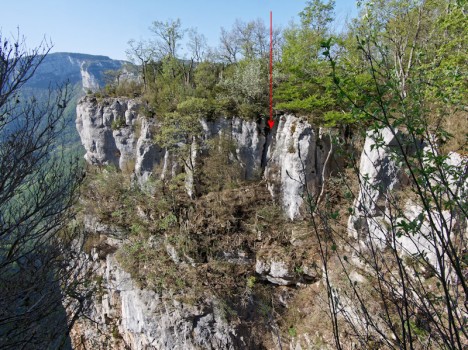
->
[77, 98, 333, 219]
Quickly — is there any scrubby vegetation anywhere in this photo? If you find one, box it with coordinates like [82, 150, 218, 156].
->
[81, 0, 467, 348]
[96, 0, 466, 154]
[80, 146, 325, 345]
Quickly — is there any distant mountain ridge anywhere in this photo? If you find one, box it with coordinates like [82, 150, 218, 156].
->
[25, 52, 128, 91]
[20, 52, 130, 148]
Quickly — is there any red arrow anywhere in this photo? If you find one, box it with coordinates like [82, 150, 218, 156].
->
[268, 10, 274, 129]
[267, 119, 274, 129]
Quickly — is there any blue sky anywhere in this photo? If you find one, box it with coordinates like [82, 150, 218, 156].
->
[2, 0, 358, 60]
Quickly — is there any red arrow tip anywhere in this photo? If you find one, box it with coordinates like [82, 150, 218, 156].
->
[267, 119, 275, 129]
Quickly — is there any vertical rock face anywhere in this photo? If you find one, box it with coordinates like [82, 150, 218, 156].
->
[264, 116, 331, 220]
[76, 96, 166, 180]
[73, 236, 241, 350]
[80, 63, 101, 91]
[77, 97, 333, 220]
[200, 117, 267, 180]
[135, 118, 165, 184]
[347, 128, 467, 270]
[75, 96, 467, 348]
[347, 127, 404, 243]
[74, 98, 341, 348]
[230, 118, 268, 179]
[76, 97, 133, 168]
[202, 115, 331, 219]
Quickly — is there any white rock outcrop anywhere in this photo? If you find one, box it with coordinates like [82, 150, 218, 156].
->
[347, 127, 403, 244]
[76, 96, 168, 180]
[80, 62, 100, 91]
[264, 116, 331, 219]
[255, 246, 320, 286]
[255, 258, 294, 286]
[76, 97, 136, 168]
[348, 127, 467, 272]
[77, 97, 334, 220]
[201, 117, 267, 180]
[72, 237, 242, 350]
[134, 118, 165, 184]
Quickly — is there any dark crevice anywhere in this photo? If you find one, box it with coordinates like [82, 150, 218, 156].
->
[192, 312, 211, 330]
[260, 120, 274, 173]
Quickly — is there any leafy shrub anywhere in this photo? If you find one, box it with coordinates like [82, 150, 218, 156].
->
[115, 80, 142, 97]
[288, 327, 297, 337]
[177, 97, 214, 119]
[246, 276, 256, 289]
[158, 213, 177, 230]
[111, 117, 126, 130]
[101, 80, 143, 99]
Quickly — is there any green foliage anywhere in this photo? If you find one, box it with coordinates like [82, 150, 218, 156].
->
[130, 223, 143, 235]
[218, 59, 269, 119]
[246, 276, 256, 289]
[81, 3, 467, 348]
[104, 80, 143, 98]
[155, 111, 201, 151]
[158, 213, 177, 230]
[123, 18, 274, 126]
[193, 61, 222, 99]
[275, 14, 342, 120]
[299, 0, 335, 33]
[294, 266, 304, 275]
[111, 117, 126, 130]
[177, 97, 214, 120]
[312, 1, 468, 349]
[288, 326, 298, 338]
[114, 2, 466, 134]
[147, 56, 191, 114]
[323, 110, 354, 126]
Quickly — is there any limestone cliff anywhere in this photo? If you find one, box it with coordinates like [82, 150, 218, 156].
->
[348, 128, 467, 268]
[74, 96, 335, 349]
[73, 230, 242, 350]
[76, 96, 332, 220]
[24, 53, 129, 92]
[74, 96, 467, 349]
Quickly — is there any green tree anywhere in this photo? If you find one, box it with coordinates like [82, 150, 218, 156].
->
[299, 0, 335, 33]
[147, 56, 192, 114]
[275, 0, 342, 120]
[310, 0, 468, 348]
[218, 59, 269, 119]
[193, 61, 222, 99]
[150, 18, 185, 58]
